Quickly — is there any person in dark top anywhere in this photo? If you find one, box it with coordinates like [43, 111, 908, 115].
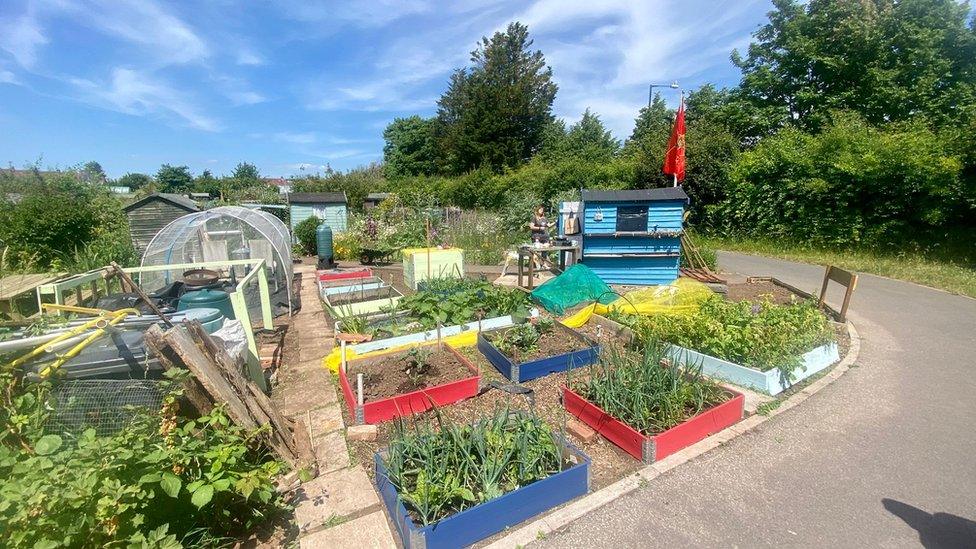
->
[528, 205, 550, 244]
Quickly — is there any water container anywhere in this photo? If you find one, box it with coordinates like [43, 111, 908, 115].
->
[177, 289, 235, 320]
[179, 307, 226, 333]
[316, 223, 334, 267]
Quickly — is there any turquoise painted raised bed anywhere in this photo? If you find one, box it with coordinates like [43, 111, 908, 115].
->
[665, 342, 840, 396]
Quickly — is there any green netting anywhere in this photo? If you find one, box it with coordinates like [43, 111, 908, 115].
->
[531, 264, 617, 314]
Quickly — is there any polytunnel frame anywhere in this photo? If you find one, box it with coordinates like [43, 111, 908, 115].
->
[139, 205, 294, 315]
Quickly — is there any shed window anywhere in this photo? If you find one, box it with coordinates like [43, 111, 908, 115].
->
[615, 206, 648, 232]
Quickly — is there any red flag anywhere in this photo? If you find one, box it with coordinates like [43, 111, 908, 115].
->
[662, 99, 686, 184]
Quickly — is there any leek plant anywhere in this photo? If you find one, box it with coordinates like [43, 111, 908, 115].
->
[382, 407, 562, 525]
[573, 342, 728, 436]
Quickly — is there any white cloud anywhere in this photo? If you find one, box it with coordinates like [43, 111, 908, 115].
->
[0, 69, 20, 85]
[273, 132, 317, 145]
[236, 50, 265, 66]
[0, 13, 48, 68]
[71, 67, 219, 131]
[279, 0, 431, 27]
[226, 90, 266, 106]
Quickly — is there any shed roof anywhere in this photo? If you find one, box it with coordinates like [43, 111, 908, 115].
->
[365, 192, 391, 201]
[287, 192, 347, 204]
[123, 192, 200, 213]
[581, 187, 689, 203]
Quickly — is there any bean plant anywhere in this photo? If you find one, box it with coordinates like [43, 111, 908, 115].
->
[382, 407, 563, 526]
[572, 343, 729, 436]
[399, 279, 530, 329]
[616, 295, 834, 382]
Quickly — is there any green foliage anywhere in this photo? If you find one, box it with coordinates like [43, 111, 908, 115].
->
[155, 164, 193, 193]
[715, 113, 967, 246]
[118, 172, 153, 191]
[231, 162, 260, 182]
[383, 116, 439, 178]
[490, 317, 555, 358]
[294, 215, 323, 256]
[540, 109, 620, 163]
[383, 407, 562, 525]
[292, 164, 385, 213]
[399, 279, 530, 329]
[624, 295, 834, 381]
[0, 370, 286, 547]
[573, 342, 729, 435]
[435, 22, 558, 174]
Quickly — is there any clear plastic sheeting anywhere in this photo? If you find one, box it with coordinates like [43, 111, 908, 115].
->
[139, 206, 293, 313]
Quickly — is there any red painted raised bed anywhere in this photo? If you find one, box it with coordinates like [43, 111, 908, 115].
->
[340, 345, 481, 424]
[562, 385, 744, 463]
[317, 268, 373, 282]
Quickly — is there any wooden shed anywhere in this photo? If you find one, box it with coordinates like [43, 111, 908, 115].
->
[287, 192, 348, 233]
[579, 188, 688, 285]
[123, 193, 200, 255]
[363, 192, 392, 210]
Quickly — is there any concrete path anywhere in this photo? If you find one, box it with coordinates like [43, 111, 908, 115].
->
[535, 252, 976, 548]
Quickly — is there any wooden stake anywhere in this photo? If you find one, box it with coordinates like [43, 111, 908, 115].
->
[110, 262, 173, 327]
[357, 373, 364, 406]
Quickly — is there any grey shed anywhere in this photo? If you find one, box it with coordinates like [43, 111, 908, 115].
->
[123, 193, 200, 254]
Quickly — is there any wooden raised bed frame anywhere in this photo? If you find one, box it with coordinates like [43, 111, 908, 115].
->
[339, 344, 481, 424]
[375, 437, 590, 549]
[563, 385, 744, 463]
[477, 322, 600, 383]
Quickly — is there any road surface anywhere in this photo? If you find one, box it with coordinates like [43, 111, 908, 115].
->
[535, 251, 976, 548]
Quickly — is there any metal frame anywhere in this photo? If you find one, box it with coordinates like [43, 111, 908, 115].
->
[35, 258, 273, 387]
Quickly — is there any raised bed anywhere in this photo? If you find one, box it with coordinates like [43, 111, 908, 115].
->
[477, 322, 599, 383]
[317, 267, 372, 282]
[665, 342, 840, 396]
[339, 344, 480, 424]
[563, 385, 744, 463]
[375, 437, 590, 549]
[323, 285, 403, 319]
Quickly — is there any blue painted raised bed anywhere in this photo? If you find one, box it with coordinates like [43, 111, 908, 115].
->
[375, 439, 590, 549]
[477, 322, 600, 383]
[666, 342, 840, 396]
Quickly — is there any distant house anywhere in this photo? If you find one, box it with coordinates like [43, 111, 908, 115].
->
[363, 192, 392, 210]
[263, 177, 292, 195]
[108, 186, 131, 194]
[287, 192, 348, 234]
[123, 193, 200, 255]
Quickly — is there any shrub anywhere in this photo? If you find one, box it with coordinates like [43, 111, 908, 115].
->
[294, 215, 322, 256]
[0, 370, 287, 547]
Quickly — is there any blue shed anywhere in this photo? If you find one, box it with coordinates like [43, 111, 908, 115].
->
[580, 188, 688, 285]
[287, 192, 348, 235]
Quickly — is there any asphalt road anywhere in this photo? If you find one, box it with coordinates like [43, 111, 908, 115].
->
[535, 251, 976, 549]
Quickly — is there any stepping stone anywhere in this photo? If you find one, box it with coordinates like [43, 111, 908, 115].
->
[314, 430, 351, 474]
[293, 467, 380, 532]
[299, 510, 395, 549]
[305, 404, 345, 436]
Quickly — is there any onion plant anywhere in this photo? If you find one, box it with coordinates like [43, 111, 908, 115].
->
[572, 342, 729, 436]
[381, 407, 562, 526]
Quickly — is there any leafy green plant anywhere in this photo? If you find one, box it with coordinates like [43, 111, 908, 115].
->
[399, 280, 530, 329]
[621, 295, 834, 382]
[402, 347, 434, 386]
[294, 215, 323, 256]
[491, 317, 554, 358]
[573, 342, 728, 435]
[383, 407, 562, 526]
[0, 369, 287, 547]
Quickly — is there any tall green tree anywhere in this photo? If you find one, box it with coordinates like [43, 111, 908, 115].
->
[117, 172, 152, 191]
[623, 93, 675, 188]
[732, 0, 976, 138]
[82, 161, 106, 183]
[563, 109, 620, 162]
[382, 116, 439, 178]
[231, 162, 260, 182]
[436, 22, 558, 174]
[155, 164, 193, 193]
[192, 170, 220, 196]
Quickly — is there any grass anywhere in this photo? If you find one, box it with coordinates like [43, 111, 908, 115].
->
[699, 234, 976, 299]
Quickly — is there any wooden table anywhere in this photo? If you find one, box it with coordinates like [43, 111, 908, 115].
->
[0, 272, 65, 319]
[517, 244, 580, 290]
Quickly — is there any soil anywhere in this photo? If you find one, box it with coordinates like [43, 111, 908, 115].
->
[574, 320, 630, 349]
[326, 287, 399, 307]
[726, 279, 805, 305]
[347, 347, 475, 402]
[485, 325, 591, 363]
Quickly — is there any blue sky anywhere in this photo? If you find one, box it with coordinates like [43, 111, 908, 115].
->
[0, 0, 772, 179]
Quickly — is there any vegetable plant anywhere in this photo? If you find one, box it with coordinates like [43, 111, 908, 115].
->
[572, 342, 729, 435]
[616, 295, 834, 382]
[382, 407, 563, 526]
[399, 280, 530, 329]
[491, 317, 556, 358]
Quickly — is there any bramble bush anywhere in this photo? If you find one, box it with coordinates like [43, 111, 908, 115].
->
[0, 370, 287, 548]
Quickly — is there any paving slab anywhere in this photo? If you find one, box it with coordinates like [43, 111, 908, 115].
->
[299, 510, 396, 549]
[313, 430, 351, 474]
[293, 467, 381, 531]
[304, 403, 344, 436]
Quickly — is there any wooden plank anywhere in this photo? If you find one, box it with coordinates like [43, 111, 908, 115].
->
[144, 325, 214, 415]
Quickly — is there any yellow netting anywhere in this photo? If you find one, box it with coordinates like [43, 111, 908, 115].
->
[559, 278, 713, 328]
[322, 329, 479, 372]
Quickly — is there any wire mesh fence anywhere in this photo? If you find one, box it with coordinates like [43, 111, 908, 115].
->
[48, 379, 164, 437]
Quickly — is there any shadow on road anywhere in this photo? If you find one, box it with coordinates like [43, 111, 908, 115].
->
[883, 498, 976, 548]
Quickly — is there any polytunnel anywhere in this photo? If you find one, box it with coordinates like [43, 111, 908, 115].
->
[139, 206, 294, 315]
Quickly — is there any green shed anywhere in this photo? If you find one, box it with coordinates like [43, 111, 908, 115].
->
[123, 193, 200, 254]
[287, 192, 348, 235]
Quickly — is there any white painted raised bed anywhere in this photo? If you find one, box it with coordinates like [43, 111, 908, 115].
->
[666, 342, 840, 396]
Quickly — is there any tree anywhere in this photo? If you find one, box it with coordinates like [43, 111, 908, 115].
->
[623, 93, 675, 188]
[82, 161, 106, 183]
[117, 172, 152, 191]
[155, 164, 193, 193]
[436, 22, 558, 174]
[192, 170, 219, 196]
[731, 0, 976, 138]
[564, 109, 620, 162]
[382, 116, 439, 178]
[231, 162, 260, 182]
